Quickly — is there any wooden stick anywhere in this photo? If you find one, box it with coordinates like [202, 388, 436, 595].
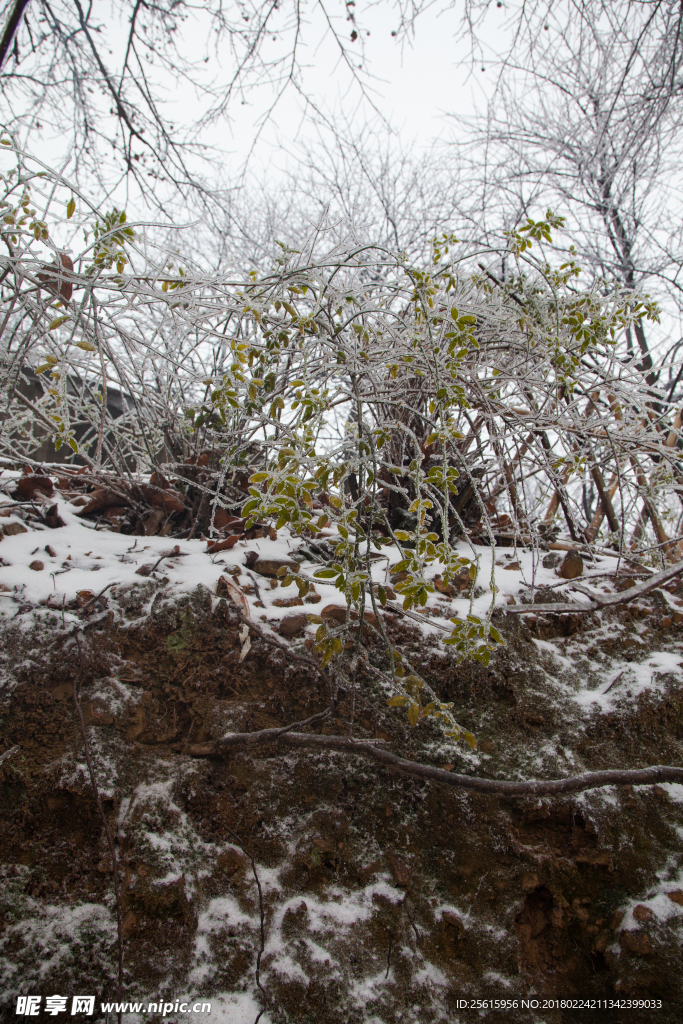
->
[584, 471, 620, 543]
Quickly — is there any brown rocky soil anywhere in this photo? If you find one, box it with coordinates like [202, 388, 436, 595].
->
[1, 582, 683, 1023]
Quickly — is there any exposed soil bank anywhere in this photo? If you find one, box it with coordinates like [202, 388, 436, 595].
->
[1, 582, 683, 1023]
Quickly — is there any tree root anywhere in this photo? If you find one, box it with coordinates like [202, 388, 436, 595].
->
[186, 727, 683, 797]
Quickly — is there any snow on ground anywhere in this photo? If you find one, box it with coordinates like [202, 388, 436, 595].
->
[0, 473, 633, 629]
[1, 468, 679, 721]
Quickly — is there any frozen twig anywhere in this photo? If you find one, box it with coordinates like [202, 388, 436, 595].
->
[506, 558, 683, 615]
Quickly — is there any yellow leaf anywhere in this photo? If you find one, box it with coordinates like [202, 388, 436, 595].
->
[407, 703, 420, 727]
[48, 316, 70, 330]
[463, 730, 477, 750]
[387, 695, 409, 707]
[76, 341, 96, 351]
[67, 198, 75, 219]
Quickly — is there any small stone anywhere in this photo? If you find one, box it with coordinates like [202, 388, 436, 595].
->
[620, 929, 652, 957]
[304, 593, 321, 604]
[29, 560, 44, 571]
[504, 561, 521, 570]
[2, 522, 28, 537]
[320, 604, 349, 624]
[434, 576, 455, 596]
[442, 910, 464, 934]
[250, 558, 299, 578]
[217, 848, 245, 876]
[633, 904, 653, 922]
[76, 590, 96, 608]
[122, 911, 138, 937]
[559, 549, 583, 579]
[278, 613, 308, 637]
[44, 545, 57, 558]
[667, 890, 683, 906]
[272, 597, 303, 608]
[542, 552, 561, 568]
[386, 852, 411, 886]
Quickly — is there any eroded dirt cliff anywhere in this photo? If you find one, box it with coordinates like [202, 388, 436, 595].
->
[1, 581, 683, 1023]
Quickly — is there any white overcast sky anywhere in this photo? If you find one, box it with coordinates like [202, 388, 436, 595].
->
[99, 0, 512, 194]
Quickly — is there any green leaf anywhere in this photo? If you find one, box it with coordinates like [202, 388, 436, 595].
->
[313, 569, 338, 578]
[76, 341, 96, 351]
[48, 316, 70, 330]
[321, 646, 335, 668]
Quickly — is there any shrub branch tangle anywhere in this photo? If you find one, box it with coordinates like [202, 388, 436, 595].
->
[0, 144, 681, 751]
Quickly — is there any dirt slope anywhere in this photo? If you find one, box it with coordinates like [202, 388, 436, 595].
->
[1, 582, 683, 1023]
